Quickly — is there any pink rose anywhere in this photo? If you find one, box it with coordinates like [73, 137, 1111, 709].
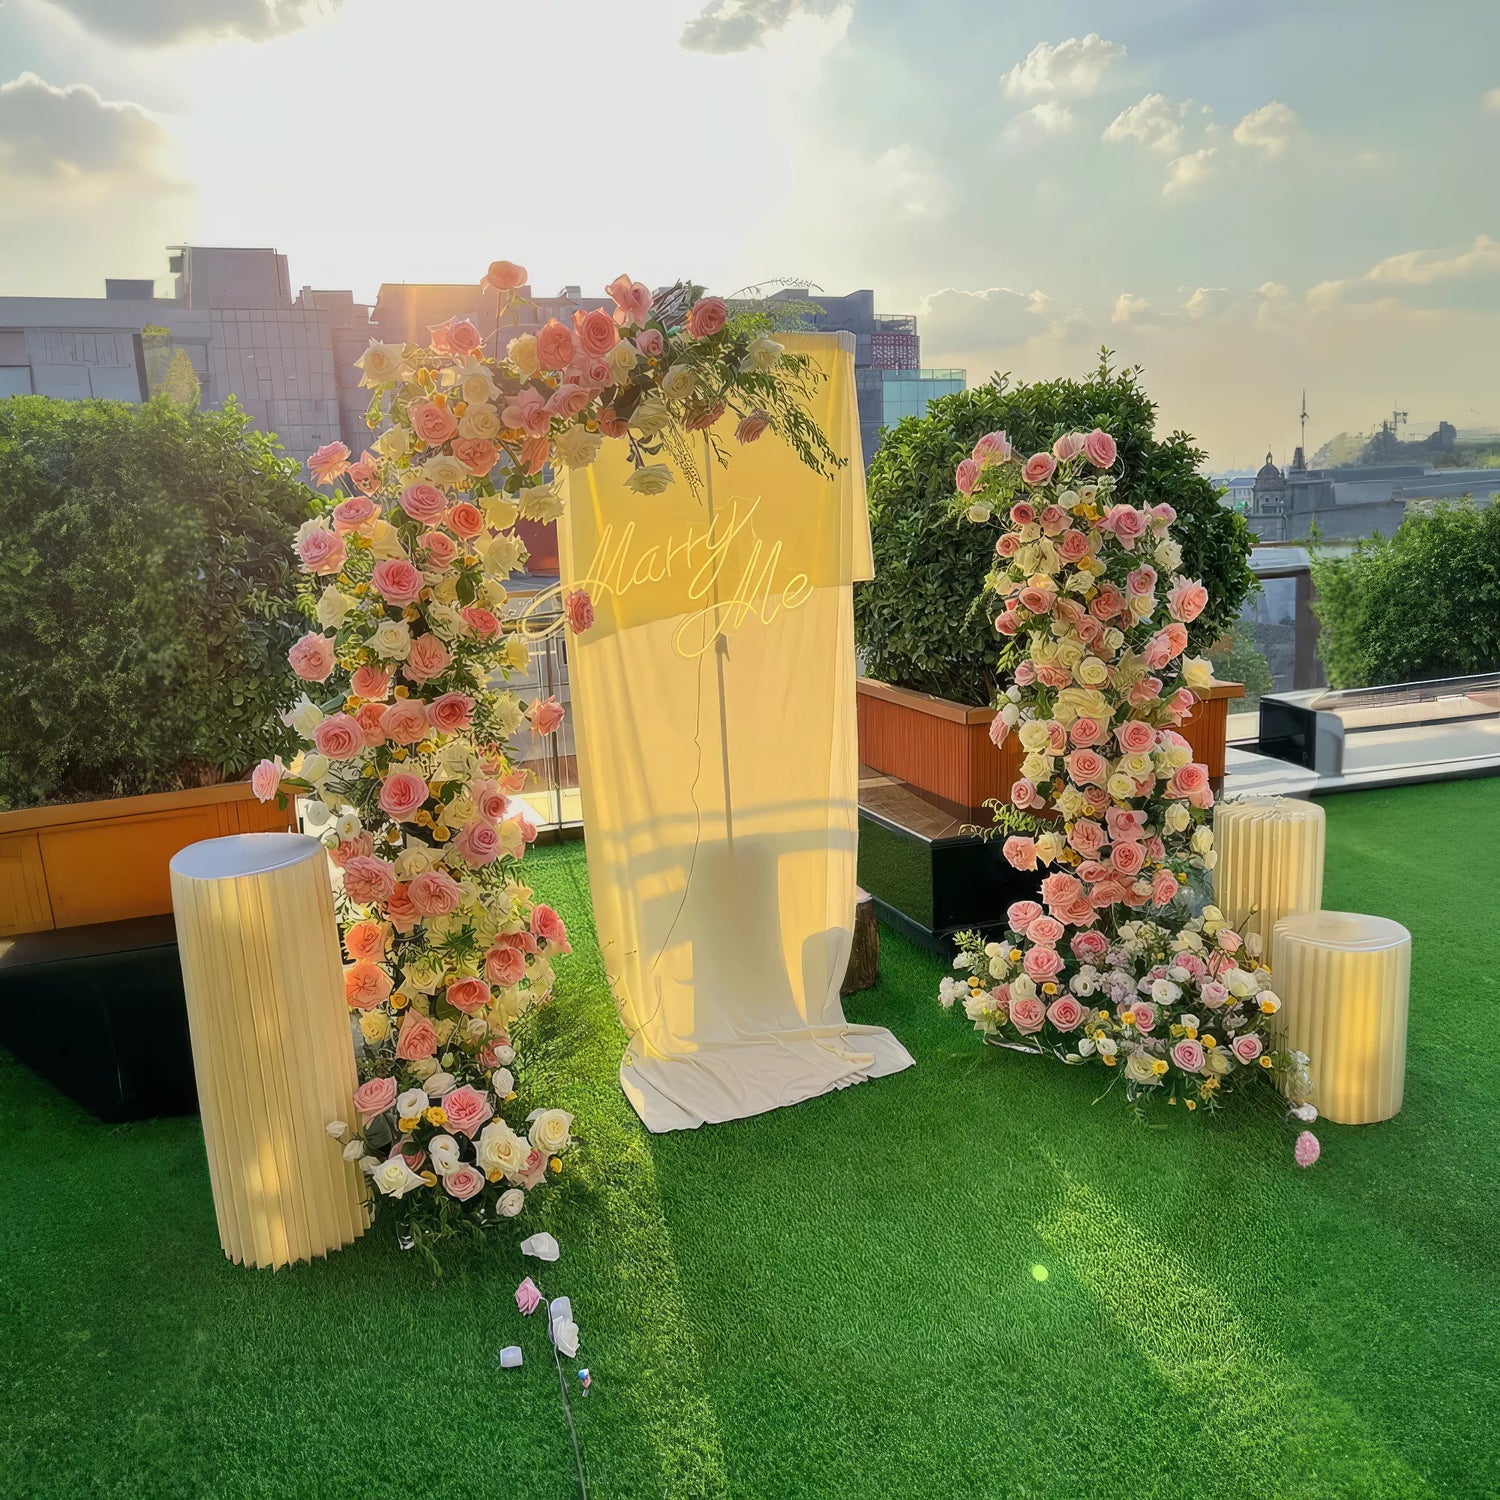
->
[446, 977, 491, 1016]
[546, 385, 593, 421]
[1216, 928, 1242, 954]
[343, 960, 392, 1011]
[445, 502, 483, 541]
[1052, 432, 1086, 462]
[379, 769, 428, 821]
[564, 588, 595, 635]
[404, 634, 452, 685]
[1170, 1039, 1206, 1073]
[427, 319, 456, 355]
[607, 274, 654, 325]
[400, 483, 448, 525]
[635, 328, 665, 359]
[1058, 529, 1091, 563]
[1068, 819, 1107, 858]
[1107, 505, 1148, 547]
[395, 1013, 438, 1061]
[372, 558, 424, 607]
[313, 713, 364, 761]
[341, 855, 396, 906]
[1047, 996, 1087, 1032]
[454, 819, 501, 868]
[995, 610, 1020, 636]
[1027, 914, 1066, 946]
[1003, 836, 1038, 871]
[345, 920, 387, 962]
[347, 453, 381, 494]
[735, 412, 770, 445]
[536, 319, 577, 370]
[1022, 452, 1057, 487]
[1070, 928, 1109, 963]
[1151, 503, 1178, 529]
[1010, 996, 1046, 1034]
[1007, 900, 1043, 930]
[409, 401, 458, 447]
[988, 712, 1011, 748]
[250, 756, 283, 802]
[426, 692, 474, 735]
[297, 526, 347, 575]
[485, 944, 527, 988]
[1017, 586, 1056, 616]
[441, 1084, 494, 1139]
[1083, 428, 1117, 469]
[1067, 749, 1108, 787]
[972, 430, 1011, 465]
[443, 1164, 486, 1201]
[573, 306, 619, 357]
[1110, 841, 1146, 877]
[1010, 779, 1038, 811]
[686, 296, 728, 339]
[1126, 564, 1157, 598]
[530, 903, 568, 947]
[461, 606, 501, 640]
[353, 1075, 397, 1122]
[333, 494, 377, 532]
[1169, 763, 1210, 799]
[1091, 583, 1125, 619]
[307, 441, 350, 487]
[1068, 716, 1106, 748]
[419, 530, 458, 569]
[452, 438, 499, 477]
[1023, 944, 1064, 982]
[529, 696, 565, 735]
[1106, 806, 1146, 842]
[1126, 1001, 1157, 1032]
[1152, 869, 1181, 905]
[1168, 580, 1209, 624]
[955, 458, 981, 495]
[1116, 720, 1157, 755]
[1231, 1034, 1263, 1064]
[483, 259, 527, 292]
[686, 401, 726, 432]
[351, 665, 391, 701]
[1010, 502, 1035, 525]
[1295, 1131, 1321, 1168]
[288, 632, 336, 683]
[1129, 675, 1165, 707]
[515, 1275, 542, 1314]
[407, 869, 463, 916]
[380, 699, 428, 746]
[448, 319, 483, 356]
[1040, 872, 1083, 910]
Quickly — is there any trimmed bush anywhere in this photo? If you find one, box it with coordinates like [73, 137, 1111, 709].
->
[0, 396, 313, 808]
[857, 355, 1256, 705]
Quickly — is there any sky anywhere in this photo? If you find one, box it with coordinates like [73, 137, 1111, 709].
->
[1, 0, 1497, 468]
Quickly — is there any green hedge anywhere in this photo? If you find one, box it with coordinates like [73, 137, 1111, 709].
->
[1310, 501, 1500, 688]
[856, 355, 1257, 706]
[0, 396, 313, 808]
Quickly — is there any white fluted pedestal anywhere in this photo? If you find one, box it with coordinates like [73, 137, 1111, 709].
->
[1273, 910, 1411, 1125]
[170, 833, 366, 1269]
[1214, 797, 1325, 966]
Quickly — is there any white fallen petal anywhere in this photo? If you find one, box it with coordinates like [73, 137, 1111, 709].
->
[521, 1232, 560, 1261]
[552, 1319, 580, 1358]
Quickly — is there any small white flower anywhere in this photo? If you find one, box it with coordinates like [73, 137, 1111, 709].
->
[491, 1044, 516, 1067]
[521, 1232, 561, 1262]
[492, 1068, 515, 1096]
[428, 1134, 463, 1176]
[395, 1087, 429, 1119]
[358, 1155, 380, 1175]
[335, 811, 362, 842]
[341, 1138, 365, 1162]
[496, 1188, 525, 1217]
[325, 1119, 348, 1140]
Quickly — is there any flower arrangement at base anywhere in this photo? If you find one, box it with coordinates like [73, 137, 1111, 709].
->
[938, 426, 1316, 1124]
[257, 259, 838, 1256]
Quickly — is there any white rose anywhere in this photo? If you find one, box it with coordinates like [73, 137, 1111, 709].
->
[375, 424, 410, 459]
[519, 485, 566, 522]
[1155, 539, 1183, 570]
[475, 1120, 532, 1178]
[423, 1071, 456, 1098]
[422, 454, 469, 490]
[409, 1055, 438, 1081]
[335, 810, 362, 841]
[369, 618, 412, 661]
[660, 364, 695, 402]
[742, 333, 784, 373]
[527, 1108, 572, 1156]
[428, 1134, 463, 1175]
[966, 504, 992, 523]
[492, 1068, 515, 1096]
[605, 339, 638, 383]
[302, 797, 332, 829]
[490, 1044, 516, 1066]
[458, 403, 502, 441]
[507, 333, 540, 376]
[1097, 1037, 1119, 1057]
[358, 1154, 381, 1175]
[282, 695, 325, 738]
[372, 1157, 426, 1198]
[395, 1088, 429, 1119]
[554, 425, 603, 470]
[483, 495, 520, 531]
[1164, 803, 1191, 834]
[341, 1137, 366, 1161]
[316, 586, 356, 629]
[325, 1119, 348, 1139]
[631, 395, 671, 437]
[626, 464, 675, 496]
[487, 532, 526, 578]
[356, 340, 407, 386]
[496, 1187, 525, 1217]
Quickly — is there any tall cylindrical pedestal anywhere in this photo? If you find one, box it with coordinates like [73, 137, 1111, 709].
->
[1273, 910, 1411, 1125]
[1213, 797, 1325, 966]
[170, 832, 366, 1269]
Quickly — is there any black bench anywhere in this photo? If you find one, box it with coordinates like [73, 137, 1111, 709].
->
[0, 916, 198, 1123]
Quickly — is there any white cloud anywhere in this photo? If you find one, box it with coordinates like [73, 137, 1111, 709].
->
[680, 0, 850, 53]
[1103, 93, 1196, 155]
[1483, 87, 1500, 113]
[0, 72, 183, 185]
[1001, 101, 1074, 145]
[1232, 101, 1299, 159]
[1365, 234, 1500, 286]
[1163, 146, 1218, 197]
[34, 0, 339, 46]
[1002, 34, 1124, 99]
[918, 286, 1056, 352]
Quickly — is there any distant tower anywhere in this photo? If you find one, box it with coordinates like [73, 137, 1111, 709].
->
[1300, 390, 1308, 452]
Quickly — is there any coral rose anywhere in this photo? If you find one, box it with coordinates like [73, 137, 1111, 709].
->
[288, 632, 335, 683]
[407, 869, 463, 916]
[447, 502, 484, 539]
[313, 713, 364, 761]
[1168, 580, 1209, 624]
[342, 855, 396, 906]
[404, 634, 452, 685]
[1023, 945, 1064, 981]
[380, 699, 428, 745]
[1010, 997, 1046, 1034]
[1070, 928, 1109, 963]
[686, 296, 728, 339]
[735, 412, 770, 445]
[528, 696, 565, 735]
[483, 259, 527, 292]
[530, 904, 568, 947]
[400, 483, 447, 525]
[461, 606, 501, 640]
[371, 558, 423, 607]
[1003, 835, 1038, 871]
[536, 319, 577, 370]
[1067, 749, 1108, 786]
[409, 401, 458, 446]
[344, 960, 392, 1011]
[332, 493, 377, 532]
[1047, 996, 1087, 1031]
[394, 1013, 438, 1061]
[564, 588, 594, 635]
[1022, 452, 1057, 486]
[485, 944, 527, 988]
[452, 438, 498, 477]
[427, 692, 474, 734]
[379, 769, 428, 821]
[446, 977, 492, 1016]
[307, 441, 350, 486]
[447, 319, 483, 356]
[418, 530, 458, 568]
[345, 920, 387, 961]
[574, 306, 619, 356]
[350, 665, 391, 701]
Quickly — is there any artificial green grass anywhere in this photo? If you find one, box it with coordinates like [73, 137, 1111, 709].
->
[2, 779, 1497, 1499]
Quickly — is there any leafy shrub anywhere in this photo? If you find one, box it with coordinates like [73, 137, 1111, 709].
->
[1310, 500, 1500, 688]
[0, 396, 313, 808]
[857, 354, 1256, 705]
[1208, 621, 1275, 711]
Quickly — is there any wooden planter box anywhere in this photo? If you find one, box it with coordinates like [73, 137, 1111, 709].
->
[856, 677, 1244, 812]
[0, 782, 296, 938]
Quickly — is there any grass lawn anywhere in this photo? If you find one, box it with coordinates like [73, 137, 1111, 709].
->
[2, 779, 1496, 1499]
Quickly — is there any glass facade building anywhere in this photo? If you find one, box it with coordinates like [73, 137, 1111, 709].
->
[880, 368, 966, 428]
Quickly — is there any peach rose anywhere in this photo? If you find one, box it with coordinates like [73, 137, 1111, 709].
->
[329, 832, 373, 868]
[380, 699, 428, 745]
[288, 632, 336, 682]
[400, 483, 447, 524]
[342, 855, 396, 906]
[1010, 996, 1046, 1034]
[1067, 748, 1108, 786]
[452, 438, 498, 477]
[1168, 580, 1209, 624]
[483, 259, 527, 292]
[427, 692, 474, 734]
[344, 960, 392, 1011]
[1110, 841, 1146, 877]
[448, 319, 483, 356]
[1022, 944, 1064, 981]
[386, 882, 418, 934]
[249, 756, 283, 802]
[372, 558, 423, 607]
[1058, 529, 1091, 563]
[545, 384, 592, 421]
[403, 634, 452, 685]
[1052, 432, 1086, 462]
[441, 1083, 494, 1139]
[307, 441, 350, 487]
[297, 527, 347, 575]
[1002, 835, 1037, 871]
[345, 920, 387, 961]
[355, 702, 389, 746]
[530, 904, 567, 946]
[418, 530, 458, 569]
[379, 769, 428, 821]
[1022, 452, 1057, 486]
[1083, 428, 1117, 468]
[1152, 869, 1181, 905]
[1068, 819, 1107, 858]
[1069, 715, 1107, 747]
[574, 306, 619, 356]
[447, 502, 484, 539]
[446, 977, 491, 1016]
[735, 412, 770, 445]
[350, 665, 391, 701]
[353, 1075, 397, 1122]
[407, 869, 463, 916]
[394, 1013, 438, 1061]
[607, 274, 653, 325]
[955, 458, 981, 495]
[454, 819, 501, 868]
[1116, 720, 1157, 755]
[485, 944, 527, 988]
[347, 452, 381, 494]
[409, 401, 458, 447]
[564, 588, 594, 635]
[686, 296, 728, 339]
[332, 494, 377, 533]
[1126, 565, 1158, 597]
[313, 713, 364, 761]
[536, 319, 577, 370]
[528, 696, 565, 735]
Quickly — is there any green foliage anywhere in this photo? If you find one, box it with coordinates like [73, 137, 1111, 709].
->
[0, 395, 314, 808]
[857, 352, 1256, 705]
[1209, 619, 1274, 710]
[1309, 499, 1500, 688]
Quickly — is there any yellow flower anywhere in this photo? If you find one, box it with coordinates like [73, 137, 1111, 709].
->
[487, 1169, 502, 1183]
[398, 1115, 419, 1132]
[1202, 1035, 1217, 1049]
[549, 1157, 563, 1173]
[1009, 949, 1022, 963]
[1185, 1026, 1198, 1040]
[1186, 1099, 1197, 1111]
[1260, 998, 1279, 1014]
[1151, 1058, 1168, 1075]
[424, 1106, 447, 1126]
[394, 685, 409, 699]
[1042, 982, 1057, 995]
[420, 1170, 438, 1186]
[418, 740, 437, 755]
[433, 826, 451, 843]
[362, 765, 377, 779]
[391, 993, 410, 1011]
[1103, 1054, 1117, 1066]
[1259, 1055, 1274, 1068]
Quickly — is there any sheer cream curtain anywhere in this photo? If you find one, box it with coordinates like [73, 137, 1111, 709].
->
[554, 331, 913, 1132]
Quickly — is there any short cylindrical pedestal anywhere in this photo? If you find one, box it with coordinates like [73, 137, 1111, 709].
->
[1273, 910, 1411, 1125]
[1214, 797, 1325, 966]
[170, 832, 366, 1268]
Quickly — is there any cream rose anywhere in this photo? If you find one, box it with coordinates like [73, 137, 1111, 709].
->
[483, 495, 520, 530]
[371, 1157, 426, 1198]
[475, 1120, 532, 1177]
[487, 533, 526, 577]
[368, 618, 412, 661]
[626, 464, 675, 496]
[458, 404, 502, 441]
[507, 333, 540, 376]
[1076, 656, 1109, 687]
[632, 395, 671, 437]
[496, 1187, 525, 1217]
[660, 364, 696, 402]
[359, 1010, 389, 1044]
[1182, 656, 1214, 690]
[283, 695, 324, 738]
[315, 586, 356, 630]
[554, 425, 603, 469]
[528, 1109, 573, 1155]
[356, 340, 407, 386]
[375, 425, 410, 459]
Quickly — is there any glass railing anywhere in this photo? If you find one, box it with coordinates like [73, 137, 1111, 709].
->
[494, 600, 582, 834]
